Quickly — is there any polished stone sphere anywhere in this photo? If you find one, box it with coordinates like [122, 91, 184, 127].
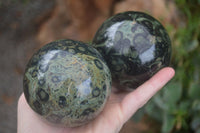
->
[23, 39, 111, 127]
[92, 11, 171, 90]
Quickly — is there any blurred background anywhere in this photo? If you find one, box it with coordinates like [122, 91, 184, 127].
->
[0, 0, 199, 133]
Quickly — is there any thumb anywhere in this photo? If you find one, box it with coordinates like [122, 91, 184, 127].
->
[120, 67, 175, 123]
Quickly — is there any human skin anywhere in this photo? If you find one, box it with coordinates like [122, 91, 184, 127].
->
[18, 67, 175, 133]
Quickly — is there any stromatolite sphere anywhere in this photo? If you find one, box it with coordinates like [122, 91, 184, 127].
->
[92, 11, 171, 90]
[23, 39, 111, 127]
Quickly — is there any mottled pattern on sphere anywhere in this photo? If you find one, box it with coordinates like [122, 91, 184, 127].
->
[23, 39, 111, 127]
[92, 11, 171, 90]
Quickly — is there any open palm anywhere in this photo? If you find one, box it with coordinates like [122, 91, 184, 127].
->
[18, 67, 174, 133]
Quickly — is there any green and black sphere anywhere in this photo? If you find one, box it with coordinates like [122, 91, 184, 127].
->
[23, 39, 111, 127]
[92, 11, 171, 90]
[23, 11, 172, 127]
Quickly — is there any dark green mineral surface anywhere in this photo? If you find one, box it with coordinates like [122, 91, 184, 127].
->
[23, 39, 111, 127]
[92, 11, 171, 90]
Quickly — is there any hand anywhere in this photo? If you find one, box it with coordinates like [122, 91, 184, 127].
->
[17, 67, 175, 133]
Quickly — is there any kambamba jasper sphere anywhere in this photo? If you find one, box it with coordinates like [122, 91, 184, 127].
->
[92, 11, 172, 90]
[23, 39, 111, 127]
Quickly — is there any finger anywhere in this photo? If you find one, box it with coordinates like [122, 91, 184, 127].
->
[17, 93, 32, 133]
[120, 67, 175, 123]
[17, 93, 52, 133]
[17, 93, 45, 133]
